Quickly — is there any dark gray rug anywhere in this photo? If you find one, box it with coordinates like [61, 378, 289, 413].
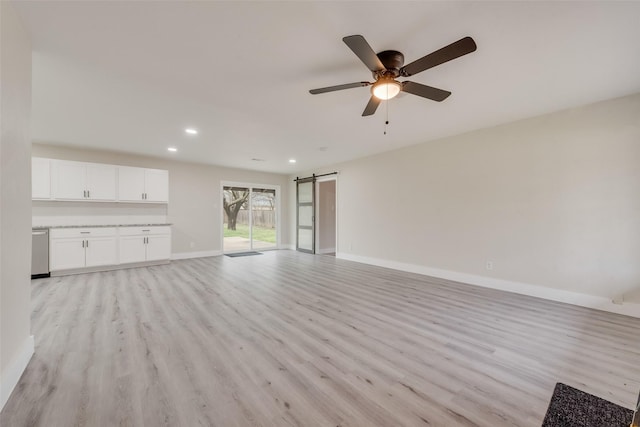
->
[542, 383, 633, 427]
[225, 251, 263, 258]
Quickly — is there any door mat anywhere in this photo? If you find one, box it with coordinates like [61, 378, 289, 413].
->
[225, 252, 263, 257]
[542, 383, 633, 427]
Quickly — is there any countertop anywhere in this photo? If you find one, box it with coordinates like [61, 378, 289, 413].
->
[33, 223, 172, 229]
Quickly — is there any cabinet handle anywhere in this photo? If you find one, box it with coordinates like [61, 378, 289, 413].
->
[87, 190, 90, 198]
[82, 240, 85, 248]
[142, 229, 150, 232]
[80, 231, 90, 234]
[86, 240, 89, 248]
[83, 190, 86, 198]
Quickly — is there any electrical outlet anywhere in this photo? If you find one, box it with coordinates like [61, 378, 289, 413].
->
[486, 261, 493, 270]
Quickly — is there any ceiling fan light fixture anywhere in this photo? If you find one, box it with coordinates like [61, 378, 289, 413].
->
[372, 79, 401, 100]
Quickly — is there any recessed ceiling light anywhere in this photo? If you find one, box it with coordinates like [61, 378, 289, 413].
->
[185, 128, 198, 135]
[168, 147, 177, 152]
[289, 159, 297, 163]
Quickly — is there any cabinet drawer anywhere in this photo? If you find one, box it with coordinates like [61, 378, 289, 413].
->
[50, 227, 117, 239]
[118, 226, 171, 236]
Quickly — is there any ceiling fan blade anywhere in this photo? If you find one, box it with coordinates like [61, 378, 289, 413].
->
[309, 81, 370, 94]
[362, 96, 381, 116]
[343, 35, 385, 72]
[400, 36, 477, 77]
[402, 81, 451, 102]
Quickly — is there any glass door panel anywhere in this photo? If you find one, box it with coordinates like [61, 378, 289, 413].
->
[223, 186, 250, 252]
[296, 179, 314, 253]
[251, 188, 276, 250]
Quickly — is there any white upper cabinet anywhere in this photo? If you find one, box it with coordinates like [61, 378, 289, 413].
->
[86, 163, 118, 200]
[52, 160, 86, 200]
[144, 169, 169, 202]
[118, 166, 169, 203]
[34, 158, 168, 203]
[117, 166, 146, 202]
[51, 160, 117, 201]
[32, 157, 51, 199]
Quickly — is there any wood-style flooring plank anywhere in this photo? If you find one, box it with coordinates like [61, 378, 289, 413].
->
[2, 250, 639, 426]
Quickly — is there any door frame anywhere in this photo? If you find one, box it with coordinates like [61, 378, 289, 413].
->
[314, 175, 338, 254]
[220, 181, 281, 253]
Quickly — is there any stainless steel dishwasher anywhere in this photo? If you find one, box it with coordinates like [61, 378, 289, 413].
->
[32, 228, 50, 279]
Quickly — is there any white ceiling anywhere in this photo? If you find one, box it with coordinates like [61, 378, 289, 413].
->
[14, 1, 640, 174]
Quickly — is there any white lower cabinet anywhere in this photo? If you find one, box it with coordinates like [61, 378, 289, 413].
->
[119, 226, 172, 264]
[50, 226, 170, 274]
[146, 235, 171, 261]
[50, 228, 118, 272]
[85, 237, 118, 267]
[119, 235, 147, 264]
[50, 238, 87, 270]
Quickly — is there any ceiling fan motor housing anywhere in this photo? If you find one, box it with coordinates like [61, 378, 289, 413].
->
[375, 50, 404, 78]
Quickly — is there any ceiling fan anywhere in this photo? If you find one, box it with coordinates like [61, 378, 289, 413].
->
[309, 35, 477, 116]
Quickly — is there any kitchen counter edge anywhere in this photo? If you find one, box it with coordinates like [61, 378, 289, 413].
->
[33, 224, 172, 229]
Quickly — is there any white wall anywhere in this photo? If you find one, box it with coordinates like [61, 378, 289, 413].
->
[1, 1, 34, 409]
[292, 93, 640, 316]
[31, 144, 291, 257]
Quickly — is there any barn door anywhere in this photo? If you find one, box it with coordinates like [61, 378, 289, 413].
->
[296, 177, 315, 253]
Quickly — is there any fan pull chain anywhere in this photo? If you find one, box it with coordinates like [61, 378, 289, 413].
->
[384, 99, 389, 135]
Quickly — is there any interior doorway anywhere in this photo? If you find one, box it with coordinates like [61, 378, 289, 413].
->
[295, 173, 338, 255]
[315, 179, 336, 255]
[222, 183, 279, 253]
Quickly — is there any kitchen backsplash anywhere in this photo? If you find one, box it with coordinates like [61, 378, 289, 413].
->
[32, 201, 168, 227]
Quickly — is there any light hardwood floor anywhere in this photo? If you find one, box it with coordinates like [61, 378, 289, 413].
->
[2, 250, 639, 426]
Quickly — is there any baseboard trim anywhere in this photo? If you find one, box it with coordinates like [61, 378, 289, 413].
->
[1, 335, 34, 410]
[317, 247, 336, 255]
[172, 250, 222, 260]
[336, 253, 640, 318]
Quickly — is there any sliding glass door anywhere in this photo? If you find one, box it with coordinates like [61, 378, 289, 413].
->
[223, 185, 278, 253]
[251, 188, 277, 249]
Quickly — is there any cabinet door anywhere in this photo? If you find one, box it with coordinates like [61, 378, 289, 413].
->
[144, 169, 169, 202]
[119, 235, 147, 264]
[86, 164, 117, 201]
[118, 166, 146, 202]
[85, 237, 118, 267]
[52, 161, 86, 200]
[146, 235, 171, 261]
[32, 158, 51, 199]
[50, 238, 86, 271]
